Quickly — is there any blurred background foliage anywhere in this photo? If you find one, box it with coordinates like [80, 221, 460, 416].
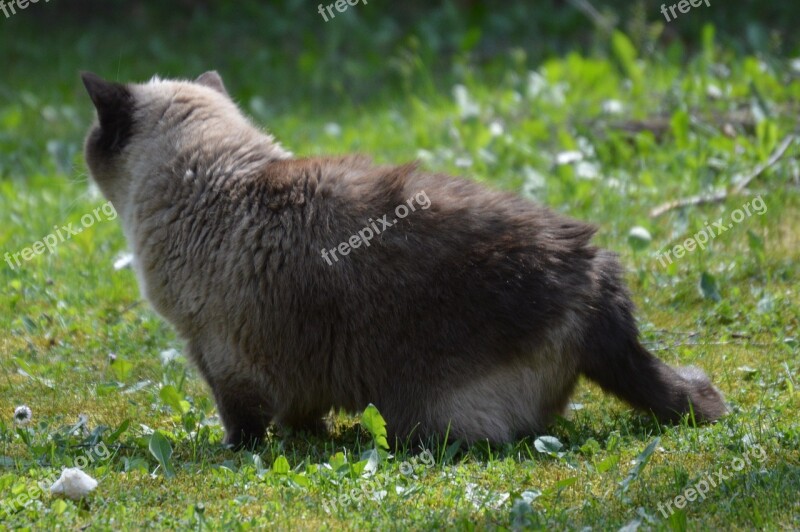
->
[3, 0, 799, 106]
[1, 0, 798, 182]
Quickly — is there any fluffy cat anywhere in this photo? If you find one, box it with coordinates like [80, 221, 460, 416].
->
[81, 71, 728, 448]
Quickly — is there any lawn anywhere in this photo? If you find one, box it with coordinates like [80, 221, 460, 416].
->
[0, 1, 798, 530]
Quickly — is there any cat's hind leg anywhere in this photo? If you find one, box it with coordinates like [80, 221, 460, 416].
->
[187, 339, 274, 448]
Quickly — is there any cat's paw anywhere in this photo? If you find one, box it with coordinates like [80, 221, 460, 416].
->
[222, 427, 265, 451]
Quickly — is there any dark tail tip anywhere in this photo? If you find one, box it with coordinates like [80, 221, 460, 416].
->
[673, 366, 729, 423]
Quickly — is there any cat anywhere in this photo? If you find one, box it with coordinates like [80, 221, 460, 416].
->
[81, 70, 728, 448]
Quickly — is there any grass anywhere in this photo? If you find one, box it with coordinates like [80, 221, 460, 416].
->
[1, 2, 799, 530]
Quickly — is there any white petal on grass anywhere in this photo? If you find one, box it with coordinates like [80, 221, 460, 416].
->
[575, 161, 600, 180]
[627, 226, 652, 252]
[602, 99, 624, 114]
[465, 482, 510, 510]
[113, 253, 134, 270]
[50, 468, 98, 500]
[489, 121, 504, 137]
[555, 150, 583, 165]
[14, 405, 32, 425]
[453, 84, 480, 119]
[367, 489, 388, 502]
[628, 226, 652, 244]
[160, 348, 181, 365]
[706, 84, 723, 99]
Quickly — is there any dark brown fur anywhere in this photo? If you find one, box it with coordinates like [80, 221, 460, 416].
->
[81, 71, 728, 448]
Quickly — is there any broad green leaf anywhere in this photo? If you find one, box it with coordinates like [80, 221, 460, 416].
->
[699, 272, 722, 302]
[671, 110, 690, 148]
[611, 31, 641, 85]
[159, 385, 190, 415]
[361, 404, 389, 450]
[111, 359, 133, 382]
[329, 452, 349, 475]
[579, 438, 601, 456]
[534, 435, 563, 455]
[289, 472, 310, 488]
[51, 498, 69, 515]
[272, 455, 290, 475]
[701, 24, 715, 64]
[149, 430, 176, 478]
[596, 454, 620, 474]
[618, 437, 659, 493]
[544, 476, 577, 495]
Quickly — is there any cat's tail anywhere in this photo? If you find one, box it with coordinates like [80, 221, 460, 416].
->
[577, 250, 728, 423]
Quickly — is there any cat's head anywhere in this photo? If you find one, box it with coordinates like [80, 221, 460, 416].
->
[81, 71, 258, 219]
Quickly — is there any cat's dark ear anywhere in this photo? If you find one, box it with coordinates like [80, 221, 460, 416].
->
[195, 71, 229, 97]
[81, 71, 135, 153]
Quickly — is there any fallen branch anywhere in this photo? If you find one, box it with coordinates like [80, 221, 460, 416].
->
[649, 133, 796, 218]
[647, 340, 772, 352]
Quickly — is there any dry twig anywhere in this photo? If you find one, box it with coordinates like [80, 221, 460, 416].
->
[649, 134, 796, 218]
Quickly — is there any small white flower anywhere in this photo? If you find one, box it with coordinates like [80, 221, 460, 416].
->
[527, 71, 547, 99]
[602, 99, 624, 115]
[108, 352, 117, 363]
[415, 149, 434, 162]
[706, 84, 723, 99]
[323, 122, 342, 137]
[488, 121, 504, 137]
[50, 468, 98, 500]
[14, 405, 32, 425]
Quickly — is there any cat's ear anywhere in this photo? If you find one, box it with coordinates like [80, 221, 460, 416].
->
[81, 72, 132, 120]
[195, 71, 229, 97]
[81, 71, 134, 153]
